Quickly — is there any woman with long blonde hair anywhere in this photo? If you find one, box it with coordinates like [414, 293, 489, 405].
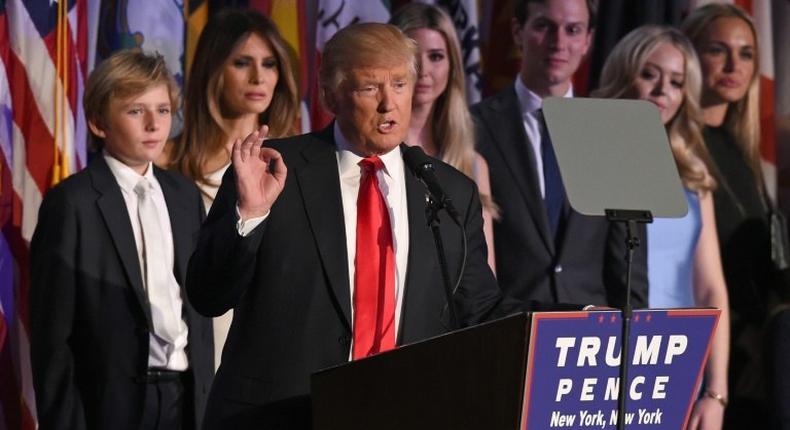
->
[683, 4, 783, 427]
[390, 3, 498, 271]
[594, 25, 729, 430]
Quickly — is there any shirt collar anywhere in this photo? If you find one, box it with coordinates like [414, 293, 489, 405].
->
[334, 123, 404, 181]
[514, 76, 574, 118]
[103, 151, 158, 194]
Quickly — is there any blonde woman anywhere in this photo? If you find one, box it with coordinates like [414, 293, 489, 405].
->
[594, 26, 729, 430]
[390, 3, 498, 272]
[168, 9, 299, 369]
[684, 4, 782, 427]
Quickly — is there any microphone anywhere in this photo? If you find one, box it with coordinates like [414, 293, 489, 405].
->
[402, 144, 466, 330]
[402, 146, 461, 224]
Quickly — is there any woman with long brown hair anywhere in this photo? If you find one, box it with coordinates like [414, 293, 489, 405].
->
[168, 8, 299, 369]
[168, 8, 299, 210]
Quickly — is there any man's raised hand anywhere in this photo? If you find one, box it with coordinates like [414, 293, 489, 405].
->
[233, 124, 287, 220]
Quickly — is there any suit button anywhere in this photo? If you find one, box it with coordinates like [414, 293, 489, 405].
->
[338, 335, 351, 345]
[554, 264, 563, 273]
[137, 326, 148, 335]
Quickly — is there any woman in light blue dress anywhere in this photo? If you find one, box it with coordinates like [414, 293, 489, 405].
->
[593, 26, 730, 430]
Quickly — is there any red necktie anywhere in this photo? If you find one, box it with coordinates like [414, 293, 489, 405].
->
[352, 156, 396, 359]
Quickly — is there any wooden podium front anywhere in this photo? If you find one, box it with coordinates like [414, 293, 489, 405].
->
[311, 313, 531, 430]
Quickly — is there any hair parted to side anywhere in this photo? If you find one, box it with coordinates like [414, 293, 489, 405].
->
[593, 25, 716, 193]
[319, 22, 417, 104]
[171, 8, 299, 184]
[390, 3, 498, 216]
[682, 3, 762, 189]
[514, 0, 599, 29]
[83, 49, 178, 149]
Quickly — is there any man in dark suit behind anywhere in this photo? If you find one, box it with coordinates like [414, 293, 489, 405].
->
[30, 51, 213, 430]
[187, 22, 567, 429]
[471, 0, 648, 308]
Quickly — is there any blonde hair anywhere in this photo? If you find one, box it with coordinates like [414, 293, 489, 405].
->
[593, 25, 716, 193]
[84, 49, 179, 149]
[682, 3, 762, 188]
[390, 3, 498, 215]
[319, 23, 417, 103]
[171, 9, 299, 185]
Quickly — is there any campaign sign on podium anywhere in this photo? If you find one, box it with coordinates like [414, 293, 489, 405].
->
[521, 309, 720, 429]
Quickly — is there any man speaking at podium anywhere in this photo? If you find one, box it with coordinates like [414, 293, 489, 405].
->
[187, 23, 566, 429]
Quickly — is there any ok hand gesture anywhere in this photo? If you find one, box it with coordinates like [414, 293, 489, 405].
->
[233, 125, 287, 220]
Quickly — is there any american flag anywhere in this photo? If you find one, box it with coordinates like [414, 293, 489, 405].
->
[1, 0, 89, 428]
[743, 0, 778, 200]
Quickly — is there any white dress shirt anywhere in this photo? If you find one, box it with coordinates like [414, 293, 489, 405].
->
[104, 153, 189, 371]
[514, 77, 573, 198]
[334, 126, 410, 338]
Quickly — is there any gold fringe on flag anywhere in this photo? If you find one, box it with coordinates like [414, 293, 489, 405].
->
[52, 0, 71, 186]
[185, 0, 209, 81]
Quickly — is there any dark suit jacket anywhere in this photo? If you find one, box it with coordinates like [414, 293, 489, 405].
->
[187, 126, 556, 429]
[29, 156, 214, 430]
[471, 86, 648, 308]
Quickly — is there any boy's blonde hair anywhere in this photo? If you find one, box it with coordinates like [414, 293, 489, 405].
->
[83, 49, 179, 147]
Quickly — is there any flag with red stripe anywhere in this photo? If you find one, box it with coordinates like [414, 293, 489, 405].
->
[1, 0, 90, 428]
[775, 0, 790, 211]
[740, 0, 777, 199]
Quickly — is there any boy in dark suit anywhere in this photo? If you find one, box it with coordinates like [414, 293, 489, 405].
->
[30, 50, 213, 430]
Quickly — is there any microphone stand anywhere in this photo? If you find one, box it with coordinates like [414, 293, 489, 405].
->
[425, 194, 459, 330]
[604, 209, 652, 430]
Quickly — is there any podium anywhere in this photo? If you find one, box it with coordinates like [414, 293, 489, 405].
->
[312, 313, 530, 430]
[311, 309, 720, 430]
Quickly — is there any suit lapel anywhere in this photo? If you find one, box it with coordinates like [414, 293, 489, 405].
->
[483, 86, 554, 254]
[295, 129, 352, 329]
[90, 157, 152, 323]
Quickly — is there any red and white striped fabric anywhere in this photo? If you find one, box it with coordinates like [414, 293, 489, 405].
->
[1, 1, 90, 428]
[743, 0, 777, 200]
